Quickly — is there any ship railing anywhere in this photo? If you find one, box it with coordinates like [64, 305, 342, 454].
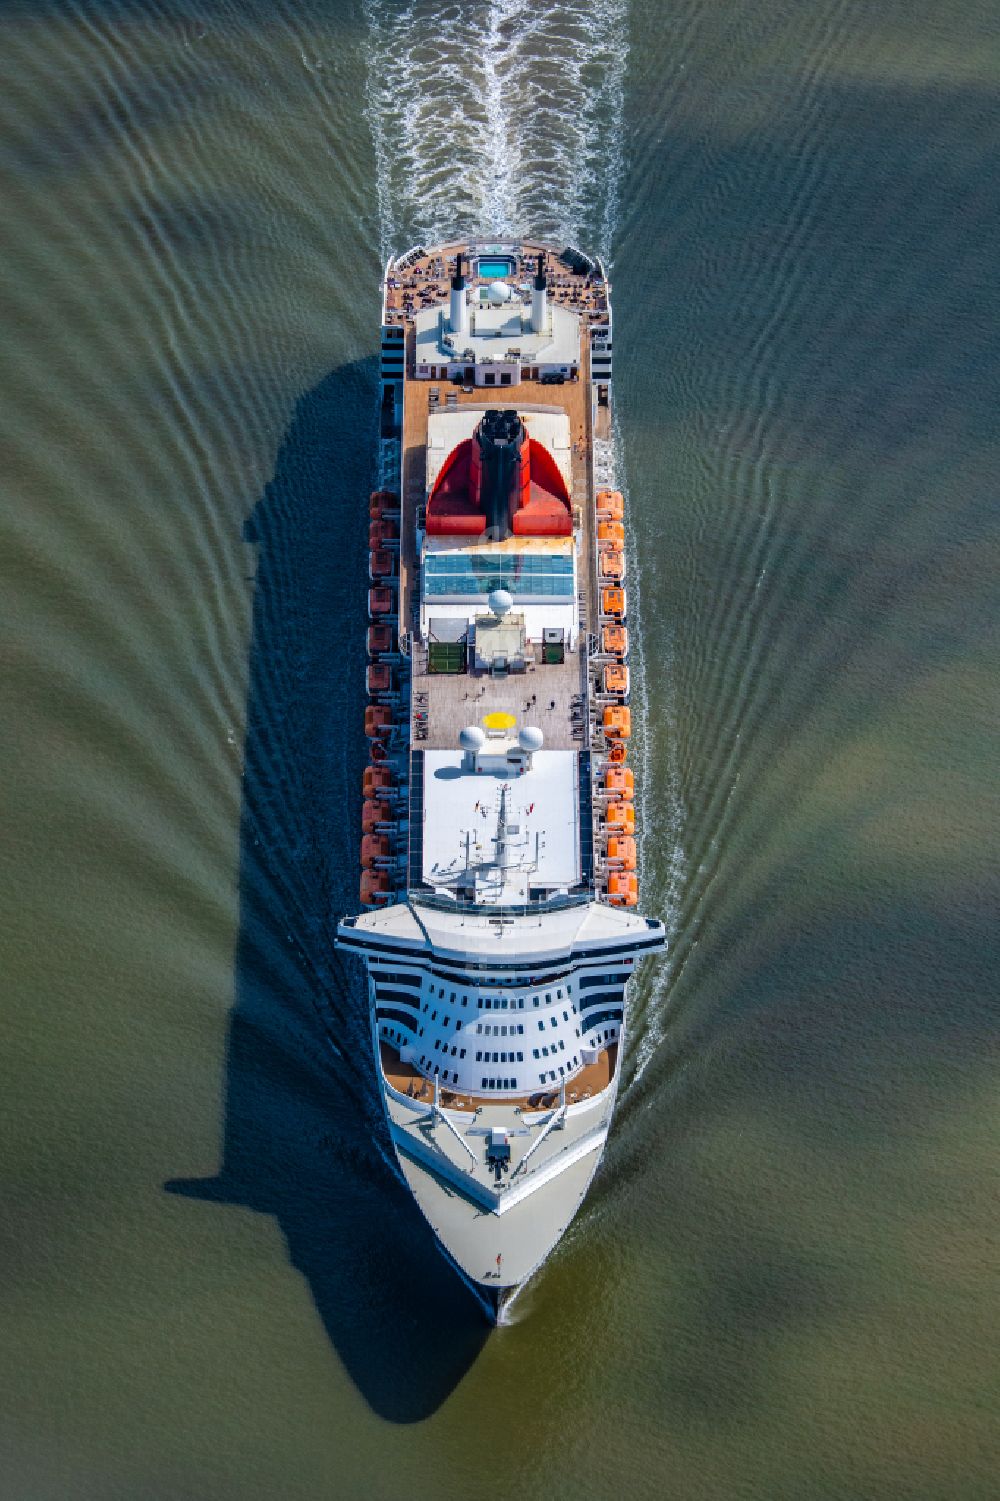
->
[411, 891, 591, 919]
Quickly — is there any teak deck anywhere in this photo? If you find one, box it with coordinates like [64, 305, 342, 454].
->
[380, 1039, 617, 1113]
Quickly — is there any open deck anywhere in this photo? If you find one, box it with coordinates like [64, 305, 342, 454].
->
[411, 644, 587, 751]
[384, 239, 609, 329]
[380, 1039, 617, 1113]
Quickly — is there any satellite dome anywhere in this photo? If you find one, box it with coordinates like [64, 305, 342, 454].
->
[488, 587, 514, 616]
[459, 725, 486, 752]
[487, 280, 512, 305]
[518, 725, 544, 753]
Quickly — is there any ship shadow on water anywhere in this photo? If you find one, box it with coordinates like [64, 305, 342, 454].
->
[166, 358, 488, 1422]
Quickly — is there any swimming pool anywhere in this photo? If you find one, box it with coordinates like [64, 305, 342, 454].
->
[477, 257, 515, 280]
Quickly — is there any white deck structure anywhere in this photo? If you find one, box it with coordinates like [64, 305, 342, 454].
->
[422, 749, 580, 899]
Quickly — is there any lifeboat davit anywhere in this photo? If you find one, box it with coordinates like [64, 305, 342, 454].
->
[369, 489, 399, 519]
[369, 518, 399, 548]
[363, 764, 394, 797]
[365, 705, 392, 738]
[597, 519, 625, 548]
[599, 550, 625, 582]
[597, 489, 624, 521]
[608, 871, 639, 907]
[603, 663, 630, 698]
[360, 870, 392, 906]
[368, 586, 394, 617]
[602, 624, 628, 658]
[369, 549, 395, 581]
[367, 622, 393, 656]
[606, 800, 635, 832]
[605, 766, 635, 800]
[606, 834, 637, 870]
[362, 798, 392, 834]
[367, 663, 393, 696]
[361, 833, 392, 869]
[603, 705, 632, 739]
[601, 586, 626, 619]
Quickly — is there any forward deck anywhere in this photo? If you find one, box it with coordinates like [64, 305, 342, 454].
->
[380, 1039, 617, 1112]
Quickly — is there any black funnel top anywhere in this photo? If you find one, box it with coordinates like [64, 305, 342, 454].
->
[451, 252, 465, 290]
[477, 409, 525, 538]
[534, 252, 547, 291]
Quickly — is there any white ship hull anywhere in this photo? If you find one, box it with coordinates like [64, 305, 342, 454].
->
[336, 239, 664, 1319]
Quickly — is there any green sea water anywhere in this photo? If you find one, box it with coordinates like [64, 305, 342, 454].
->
[1, 1, 997, 1497]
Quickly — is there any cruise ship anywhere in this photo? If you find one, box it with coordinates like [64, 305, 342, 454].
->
[335, 238, 665, 1319]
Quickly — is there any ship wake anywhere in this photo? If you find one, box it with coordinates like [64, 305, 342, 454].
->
[363, 0, 629, 257]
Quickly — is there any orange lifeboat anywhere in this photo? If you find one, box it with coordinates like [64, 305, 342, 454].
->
[369, 489, 399, 519]
[368, 587, 394, 617]
[603, 663, 630, 697]
[360, 870, 392, 906]
[608, 872, 639, 907]
[599, 550, 624, 582]
[362, 798, 392, 833]
[366, 663, 393, 696]
[603, 706, 632, 739]
[602, 624, 628, 658]
[369, 518, 399, 548]
[606, 800, 635, 832]
[601, 586, 626, 619]
[367, 622, 393, 655]
[361, 833, 391, 868]
[608, 739, 628, 765]
[369, 549, 395, 580]
[605, 766, 635, 800]
[369, 739, 388, 763]
[597, 519, 625, 548]
[363, 764, 394, 796]
[606, 834, 637, 870]
[365, 705, 392, 738]
[597, 489, 624, 520]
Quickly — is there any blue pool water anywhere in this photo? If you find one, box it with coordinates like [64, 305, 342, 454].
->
[477, 258, 514, 279]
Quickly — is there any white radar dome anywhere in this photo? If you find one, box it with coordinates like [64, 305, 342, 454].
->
[487, 280, 512, 304]
[518, 726, 544, 753]
[459, 725, 486, 752]
[488, 587, 514, 616]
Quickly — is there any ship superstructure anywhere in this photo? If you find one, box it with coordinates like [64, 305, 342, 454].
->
[336, 239, 664, 1317]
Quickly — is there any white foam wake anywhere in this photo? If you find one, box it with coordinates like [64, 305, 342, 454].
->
[363, 0, 629, 260]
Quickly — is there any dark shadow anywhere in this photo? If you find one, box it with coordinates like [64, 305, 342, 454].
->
[166, 358, 489, 1422]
